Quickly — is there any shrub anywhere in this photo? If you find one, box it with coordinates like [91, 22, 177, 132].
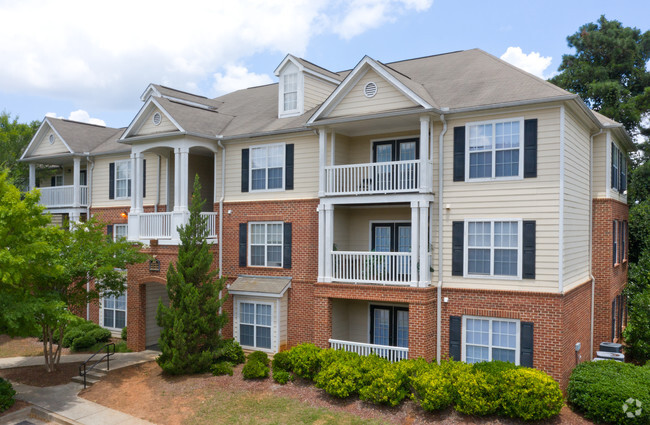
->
[88, 327, 111, 343]
[61, 327, 84, 348]
[121, 327, 127, 341]
[62, 321, 111, 349]
[501, 368, 563, 421]
[411, 364, 454, 412]
[242, 359, 269, 379]
[0, 378, 16, 413]
[71, 334, 97, 351]
[438, 359, 472, 403]
[568, 360, 650, 424]
[288, 343, 321, 380]
[454, 369, 500, 416]
[272, 369, 294, 385]
[247, 351, 269, 366]
[219, 339, 245, 365]
[314, 356, 362, 398]
[623, 284, 650, 364]
[359, 361, 409, 406]
[210, 361, 233, 376]
[271, 350, 291, 372]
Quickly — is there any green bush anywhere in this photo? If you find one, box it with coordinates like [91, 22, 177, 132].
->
[568, 360, 650, 424]
[271, 350, 291, 371]
[0, 378, 16, 413]
[501, 368, 563, 421]
[210, 361, 234, 376]
[439, 359, 472, 404]
[242, 359, 269, 379]
[314, 355, 362, 398]
[62, 321, 111, 350]
[623, 285, 650, 364]
[88, 327, 111, 343]
[247, 351, 270, 366]
[71, 334, 97, 351]
[411, 364, 454, 412]
[61, 327, 84, 348]
[121, 327, 127, 341]
[272, 369, 294, 385]
[454, 369, 500, 416]
[219, 339, 245, 365]
[288, 343, 322, 380]
[359, 360, 409, 406]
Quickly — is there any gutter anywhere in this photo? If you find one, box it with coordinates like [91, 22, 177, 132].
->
[307, 107, 441, 127]
[559, 106, 566, 293]
[217, 137, 226, 279]
[86, 156, 94, 321]
[437, 114, 447, 364]
[589, 128, 604, 359]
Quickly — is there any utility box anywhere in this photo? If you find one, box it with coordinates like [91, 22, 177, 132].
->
[599, 342, 623, 353]
[596, 351, 625, 362]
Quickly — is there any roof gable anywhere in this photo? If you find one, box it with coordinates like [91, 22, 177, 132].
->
[22, 119, 72, 159]
[122, 98, 184, 140]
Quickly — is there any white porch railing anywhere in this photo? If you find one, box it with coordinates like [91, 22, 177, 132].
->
[39, 185, 88, 207]
[139, 212, 173, 239]
[200, 212, 218, 238]
[332, 251, 412, 284]
[324, 160, 420, 195]
[329, 339, 409, 362]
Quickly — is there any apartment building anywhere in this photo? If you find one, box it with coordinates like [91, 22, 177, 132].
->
[20, 49, 632, 387]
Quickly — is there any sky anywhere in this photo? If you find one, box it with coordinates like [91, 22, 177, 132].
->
[1, 0, 649, 129]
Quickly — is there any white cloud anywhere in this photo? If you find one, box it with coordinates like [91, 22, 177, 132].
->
[212, 65, 274, 95]
[500, 47, 553, 79]
[0, 0, 433, 108]
[45, 110, 106, 126]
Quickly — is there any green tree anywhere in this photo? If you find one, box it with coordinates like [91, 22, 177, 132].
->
[623, 249, 650, 364]
[156, 175, 228, 375]
[549, 16, 650, 141]
[0, 112, 41, 188]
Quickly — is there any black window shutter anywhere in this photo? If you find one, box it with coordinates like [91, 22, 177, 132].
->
[285, 144, 294, 190]
[283, 222, 292, 269]
[108, 162, 115, 199]
[524, 119, 538, 178]
[241, 149, 249, 192]
[50, 176, 56, 186]
[239, 223, 247, 267]
[452, 221, 464, 276]
[520, 322, 534, 367]
[622, 158, 627, 192]
[611, 298, 616, 340]
[522, 221, 536, 279]
[106, 224, 113, 238]
[142, 159, 146, 198]
[449, 316, 462, 361]
[611, 143, 616, 188]
[613, 220, 617, 266]
[618, 151, 624, 193]
[453, 126, 465, 182]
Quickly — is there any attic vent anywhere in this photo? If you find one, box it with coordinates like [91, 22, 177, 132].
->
[152, 112, 162, 126]
[49, 134, 54, 144]
[364, 82, 378, 98]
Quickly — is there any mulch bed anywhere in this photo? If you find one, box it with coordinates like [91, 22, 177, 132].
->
[0, 362, 83, 387]
[0, 400, 31, 418]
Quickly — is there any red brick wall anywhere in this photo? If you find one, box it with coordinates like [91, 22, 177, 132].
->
[561, 280, 593, 386]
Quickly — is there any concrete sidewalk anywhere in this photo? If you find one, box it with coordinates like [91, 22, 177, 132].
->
[0, 350, 159, 370]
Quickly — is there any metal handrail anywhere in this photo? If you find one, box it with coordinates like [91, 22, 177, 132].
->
[78, 342, 115, 388]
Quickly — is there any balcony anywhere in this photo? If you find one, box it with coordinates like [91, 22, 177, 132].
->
[329, 339, 408, 362]
[39, 185, 88, 208]
[332, 251, 413, 285]
[324, 160, 422, 196]
[131, 211, 218, 243]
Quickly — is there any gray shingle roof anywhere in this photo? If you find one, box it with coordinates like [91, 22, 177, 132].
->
[152, 84, 223, 109]
[47, 118, 125, 155]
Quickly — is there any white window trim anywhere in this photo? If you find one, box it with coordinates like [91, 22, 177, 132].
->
[100, 291, 127, 332]
[236, 299, 274, 352]
[53, 174, 64, 187]
[612, 143, 620, 190]
[248, 221, 284, 268]
[249, 143, 286, 192]
[278, 65, 304, 118]
[463, 218, 523, 280]
[462, 316, 521, 365]
[114, 159, 131, 200]
[465, 117, 525, 182]
[113, 224, 128, 241]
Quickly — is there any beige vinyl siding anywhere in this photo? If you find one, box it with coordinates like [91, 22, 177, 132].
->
[330, 133, 350, 166]
[334, 206, 411, 251]
[187, 154, 213, 209]
[304, 74, 337, 112]
[224, 133, 319, 202]
[562, 109, 591, 291]
[136, 108, 178, 136]
[440, 107, 562, 293]
[91, 152, 167, 207]
[31, 130, 70, 156]
[328, 69, 417, 118]
[592, 133, 608, 198]
[278, 292, 288, 351]
[331, 299, 369, 343]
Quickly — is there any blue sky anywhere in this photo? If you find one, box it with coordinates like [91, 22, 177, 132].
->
[1, 0, 648, 129]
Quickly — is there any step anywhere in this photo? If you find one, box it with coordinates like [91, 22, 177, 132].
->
[71, 375, 101, 386]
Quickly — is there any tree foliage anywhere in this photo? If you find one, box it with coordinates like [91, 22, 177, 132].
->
[0, 112, 41, 189]
[623, 249, 650, 364]
[156, 175, 227, 375]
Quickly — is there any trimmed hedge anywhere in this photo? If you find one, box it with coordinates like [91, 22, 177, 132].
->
[287, 343, 321, 380]
[247, 351, 269, 366]
[568, 360, 650, 424]
[218, 339, 245, 365]
[62, 321, 111, 351]
[210, 361, 234, 376]
[0, 378, 15, 413]
[501, 368, 564, 421]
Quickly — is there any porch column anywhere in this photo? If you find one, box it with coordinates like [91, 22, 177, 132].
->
[324, 204, 334, 282]
[318, 128, 327, 196]
[318, 203, 326, 282]
[130, 152, 144, 213]
[419, 116, 430, 193]
[72, 157, 81, 208]
[176, 147, 189, 211]
[28, 163, 36, 190]
[410, 201, 420, 286]
[419, 201, 429, 286]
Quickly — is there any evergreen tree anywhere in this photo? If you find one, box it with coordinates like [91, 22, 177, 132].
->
[156, 175, 227, 374]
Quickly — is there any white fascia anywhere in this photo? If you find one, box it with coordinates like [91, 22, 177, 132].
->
[120, 97, 185, 141]
[20, 118, 74, 160]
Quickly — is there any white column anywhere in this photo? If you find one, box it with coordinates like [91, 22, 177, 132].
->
[72, 157, 81, 208]
[419, 115, 430, 193]
[28, 163, 36, 190]
[419, 201, 429, 286]
[330, 132, 335, 166]
[324, 204, 334, 282]
[213, 151, 218, 203]
[178, 147, 189, 211]
[410, 201, 419, 285]
[130, 153, 138, 212]
[318, 204, 326, 282]
[319, 129, 327, 196]
[173, 148, 181, 211]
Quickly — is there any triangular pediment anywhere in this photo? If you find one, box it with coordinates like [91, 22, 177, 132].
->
[21, 119, 73, 159]
[121, 97, 183, 140]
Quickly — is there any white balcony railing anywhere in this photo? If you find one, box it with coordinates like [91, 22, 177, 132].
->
[329, 339, 409, 362]
[200, 212, 218, 238]
[331, 251, 412, 285]
[324, 160, 420, 196]
[39, 185, 88, 207]
[139, 212, 173, 239]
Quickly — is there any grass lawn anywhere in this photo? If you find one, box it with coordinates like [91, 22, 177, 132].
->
[0, 335, 46, 358]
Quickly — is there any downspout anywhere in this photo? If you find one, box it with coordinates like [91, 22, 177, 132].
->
[217, 138, 226, 278]
[155, 154, 161, 212]
[437, 114, 447, 364]
[589, 128, 603, 359]
[559, 106, 566, 293]
[86, 157, 94, 321]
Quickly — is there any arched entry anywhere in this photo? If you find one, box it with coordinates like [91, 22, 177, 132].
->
[145, 281, 170, 348]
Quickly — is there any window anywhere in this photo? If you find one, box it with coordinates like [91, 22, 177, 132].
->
[463, 316, 520, 364]
[370, 305, 409, 351]
[612, 143, 628, 193]
[283, 72, 298, 112]
[54, 175, 64, 186]
[466, 119, 523, 180]
[612, 145, 619, 190]
[115, 160, 131, 199]
[249, 222, 283, 267]
[465, 220, 521, 278]
[239, 301, 272, 349]
[250, 144, 285, 191]
[114, 224, 128, 241]
[102, 293, 126, 330]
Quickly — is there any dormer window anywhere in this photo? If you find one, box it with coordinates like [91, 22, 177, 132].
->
[278, 62, 303, 118]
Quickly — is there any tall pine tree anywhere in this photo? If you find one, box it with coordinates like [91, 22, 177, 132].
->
[156, 175, 227, 374]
